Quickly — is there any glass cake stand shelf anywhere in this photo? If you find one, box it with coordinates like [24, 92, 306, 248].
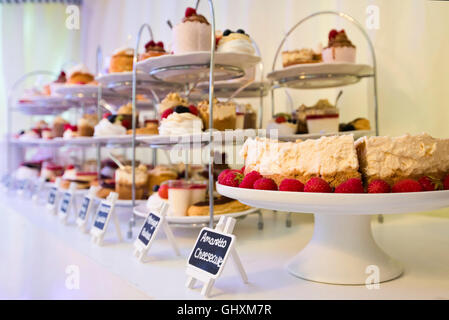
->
[9, 138, 66, 147]
[193, 81, 270, 99]
[277, 130, 374, 141]
[13, 96, 78, 115]
[217, 183, 449, 285]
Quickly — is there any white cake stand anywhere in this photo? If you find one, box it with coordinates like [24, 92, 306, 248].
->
[217, 183, 449, 285]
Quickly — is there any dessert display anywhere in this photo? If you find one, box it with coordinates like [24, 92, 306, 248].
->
[109, 47, 134, 73]
[158, 105, 203, 136]
[172, 7, 212, 54]
[266, 113, 297, 136]
[197, 98, 236, 131]
[282, 48, 322, 67]
[40, 162, 64, 182]
[93, 116, 127, 137]
[322, 29, 356, 63]
[139, 40, 168, 61]
[187, 196, 250, 216]
[296, 99, 339, 134]
[77, 114, 98, 137]
[157, 92, 188, 115]
[166, 180, 207, 217]
[148, 165, 179, 193]
[115, 164, 148, 200]
[216, 29, 255, 55]
[66, 64, 95, 84]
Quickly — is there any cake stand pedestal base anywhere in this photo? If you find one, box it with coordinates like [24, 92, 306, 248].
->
[287, 214, 403, 285]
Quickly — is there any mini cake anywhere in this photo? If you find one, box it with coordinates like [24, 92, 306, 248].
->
[355, 134, 449, 185]
[139, 40, 167, 61]
[157, 92, 188, 115]
[297, 99, 339, 134]
[63, 124, 78, 139]
[187, 196, 250, 216]
[172, 7, 212, 54]
[243, 104, 257, 129]
[340, 118, 371, 132]
[282, 48, 322, 67]
[117, 102, 138, 130]
[41, 128, 53, 139]
[115, 164, 148, 200]
[167, 180, 207, 217]
[40, 162, 64, 182]
[78, 114, 98, 137]
[266, 113, 297, 136]
[109, 47, 134, 73]
[126, 122, 158, 135]
[44, 71, 66, 95]
[96, 180, 116, 199]
[322, 29, 356, 63]
[67, 64, 94, 84]
[216, 29, 255, 55]
[61, 168, 97, 190]
[148, 165, 179, 194]
[15, 162, 41, 180]
[94, 117, 127, 136]
[100, 160, 119, 179]
[158, 105, 203, 135]
[241, 135, 361, 188]
[197, 98, 236, 131]
[52, 116, 68, 137]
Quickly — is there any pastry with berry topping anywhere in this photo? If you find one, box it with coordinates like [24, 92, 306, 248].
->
[322, 29, 356, 63]
[296, 99, 339, 134]
[172, 7, 212, 54]
[40, 162, 64, 182]
[197, 98, 236, 131]
[266, 113, 297, 136]
[117, 102, 139, 131]
[67, 64, 94, 84]
[109, 47, 134, 73]
[77, 114, 98, 137]
[282, 48, 322, 67]
[157, 92, 189, 116]
[139, 40, 168, 61]
[216, 29, 255, 55]
[158, 104, 203, 136]
[93, 115, 127, 137]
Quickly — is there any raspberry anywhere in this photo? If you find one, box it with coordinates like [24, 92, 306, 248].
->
[253, 178, 278, 191]
[239, 171, 262, 189]
[392, 179, 423, 193]
[103, 112, 112, 119]
[145, 40, 155, 50]
[222, 171, 243, 187]
[279, 179, 304, 192]
[240, 166, 245, 173]
[418, 176, 438, 191]
[335, 178, 364, 193]
[218, 169, 232, 184]
[443, 174, 449, 190]
[156, 41, 164, 49]
[367, 179, 391, 193]
[304, 177, 332, 193]
[121, 119, 131, 129]
[185, 7, 196, 17]
[329, 29, 338, 40]
[188, 105, 199, 116]
[161, 108, 174, 119]
[158, 184, 169, 199]
[275, 116, 286, 124]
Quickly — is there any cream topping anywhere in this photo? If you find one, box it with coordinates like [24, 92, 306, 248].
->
[67, 64, 91, 78]
[217, 39, 255, 55]
[115, 164, 148, 186]
[158, 112, 203, 136]
[94, 119, 126, 136]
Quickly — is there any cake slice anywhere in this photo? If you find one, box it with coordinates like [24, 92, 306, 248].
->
[240, 135, 360, 188]
[355, 133, 449, 185]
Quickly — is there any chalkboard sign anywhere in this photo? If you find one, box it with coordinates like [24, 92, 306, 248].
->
[93, 203, 111, 230]
[59, 192, 71, 214]
[48, 187, 57, 205]
[188, 228, 235, 277]
[78, 197, 90, 221]
[137, 212, 161, 246]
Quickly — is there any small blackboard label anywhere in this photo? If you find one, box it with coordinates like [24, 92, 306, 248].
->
[93, 203, 111, 230]
[137, 213, 161, 246]
[188, 229, 234, 276]
[78, 197, 90, 220]
[60, 192, 71, 214]
[18, 180, 26, 190]
[48, 187, 57, 205]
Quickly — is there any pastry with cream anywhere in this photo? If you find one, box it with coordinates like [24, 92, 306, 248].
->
[139, 40, 167, 61]
[282, 48, 322, 67]
[109, 47, 134, 73]
[67, 64, 94, 84]
[197, 98, 236, 131]
[40, 162, 64, 182]
[147, 165, 179, 194]
[216, 29, 255, 55]
[266, 113, 297, 136]
[172, 7, 211, 54]
[14, 162, 41, 181]
[157, 92, 188, 115]
[296, 99, 339, 134]
[158, 109, 203, 136]
[78, 114, 98, 137]
[94, 117, 127, 137]
[115, 164, 148, 200]
[322, 29, 356, 63]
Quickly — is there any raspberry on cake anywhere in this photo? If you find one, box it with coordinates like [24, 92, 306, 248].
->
[139, 40, 167, 61]
[322, 29, 356, 63]
[66, 64, 94, 84]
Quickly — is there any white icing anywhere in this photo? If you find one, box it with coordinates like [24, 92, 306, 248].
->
[172, 21, 212, 54]
[15, 166, 39, 180]
[266, 121, 297, 136]
[113, 46, 134, 56]
[94, 119, 127, 136]
[67, 63, 91, 78]
[159, 112, 203, 136]
[217, 39, 255, 55]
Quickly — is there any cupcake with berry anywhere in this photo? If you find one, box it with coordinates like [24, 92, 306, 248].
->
[216, 29, 255, 55]
[266, 113, 297, 136]
[172, 7, 211, 54]
[159, 104, 203, 136]
[322, 29, 356, 63]
[139, 40, 168, 61]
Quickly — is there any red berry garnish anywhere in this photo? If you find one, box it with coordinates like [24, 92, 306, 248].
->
[329, 29, 338, 40]
[121, 119, 131, 129]
[418, 176, 438, 191]
[218, 169, 232, 184]
[222, 171, 244, 187]
[188, 104, 199, 116]
[443, 174, 449, 190]
[158, 184, 169, 199]
[335, 178, 364, 193]
[275, 116, 286, 124]
[239, 171, 262, 189]
[368, 179, 391, 193]
[66, 165, 75, 170]
[185, 7, 196, 17]
[240, 166, 245, 174]
[103, 112, 112, 119]
[161, 108, 174, 119]
[339, 29, 345, 34]
[279, 179, 304, 192]
[304, 177, 332, 193]
[253, 178, 278, 191]
[392, 179, 423, 193]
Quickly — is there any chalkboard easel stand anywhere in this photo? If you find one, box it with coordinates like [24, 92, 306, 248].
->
[91, 192, 122, 246]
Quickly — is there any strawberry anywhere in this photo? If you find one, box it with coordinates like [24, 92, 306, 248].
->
[158, 184, 169, 199]
[240, 166, 245, 173]
[279, 179, 304, 192]
[275, 116, 286, 124]
[66, 165, 75, 170]
[329, 29, 338, 40]
[392, 179, 423, 193]
[161, 108, 174, 119]
[304, 177, 332, 193]
[121, 119, 131, 129]
[253, 178, 278, 191]
[335, 178, 364, 193]
[418, 176, 439, 191]
[218, 169, 232, 184]
[222, 171, 243, 187]
[443, 174, 449, 190]
[367, 179, 391, 193]
[185, 7, 196, 17]
[188, 104, 199, 116]
[239, 171, 262, 189]
[103, 112, 112, 119]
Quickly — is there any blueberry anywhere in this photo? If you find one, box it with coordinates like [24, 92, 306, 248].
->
[107, 114, 117, 123]
[223, 29, 231, 36]
[236, 29, 245, 34]
[153, 185, 160, 192]
[174, 106, 190, 114]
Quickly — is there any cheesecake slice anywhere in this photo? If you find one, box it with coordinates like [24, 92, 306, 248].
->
[240, 135, 360, 188]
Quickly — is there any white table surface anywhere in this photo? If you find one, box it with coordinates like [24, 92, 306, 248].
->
[1, 191, 449, 300]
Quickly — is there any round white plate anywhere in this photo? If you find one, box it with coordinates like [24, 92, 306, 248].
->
[93, 196, 147, 208]
[96, 71, 154, 84]
[133, 203, 257, 224]
[52, 84, 105, 96]
[217, 183, 449, 215]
